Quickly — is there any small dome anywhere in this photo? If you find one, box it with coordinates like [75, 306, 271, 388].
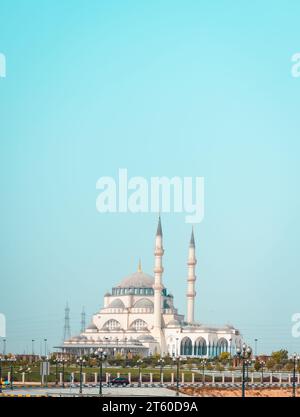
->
[109, 299, 125, 309]
[116, 271, 157, 289]
[133, 298, 154, 309]
[137, 335, 155, 341]
[86, 322, 98, 330]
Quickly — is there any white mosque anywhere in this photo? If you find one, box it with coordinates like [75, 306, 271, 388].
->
[59, 218, 242, 358]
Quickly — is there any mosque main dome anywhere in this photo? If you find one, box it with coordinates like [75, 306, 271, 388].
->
[116, 271, 155, 289]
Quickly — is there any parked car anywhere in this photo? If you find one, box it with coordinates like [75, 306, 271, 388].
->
[110, 377, 130, 386]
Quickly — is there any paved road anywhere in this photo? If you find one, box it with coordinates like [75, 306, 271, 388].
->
[0, 386, 187, 397]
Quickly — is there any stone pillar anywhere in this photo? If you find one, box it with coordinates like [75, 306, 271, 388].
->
[150, 373, 153, 384]
[71, 372, 74, 383]
[192, 373, 195, 384]
[106, 373, 109, 384]
[128, 373, 131, 384]
[232, 373, 234, 384]
[59, 372, 63, 385]
[289, 374, 291, 384]
[270, 373, 273, 384]
[7, 372, 11, 383]
[94, 373, 98, 383]
[117, 372, 120, 378]
[181, 373, 184, 384]
[279, 373, 282, 384]
[212, 373, 215, 384]
[251, 373, 254, 384]
[83, 373, 86, 384]
[222, 374, 225, 383]
[161, 373, 164, 384]
[22, 373, 25, 384]
[171, 373, 174, 385]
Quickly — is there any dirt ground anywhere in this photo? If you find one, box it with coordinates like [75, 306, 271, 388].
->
[180, 387, 300, 397]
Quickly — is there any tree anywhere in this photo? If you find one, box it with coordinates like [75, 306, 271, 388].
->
[219, 352, 230, 363]
[271, 350, 288, 364]
[266, 358, 275, 370]
[115, 353, 123, 361]
[254, 360, 261, 372]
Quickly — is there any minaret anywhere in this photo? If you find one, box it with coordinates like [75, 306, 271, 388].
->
[187, 228, 197, 323]
[153, 216, 164, 331]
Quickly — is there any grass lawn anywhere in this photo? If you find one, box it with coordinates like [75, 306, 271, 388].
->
[1, 365, 206, 383]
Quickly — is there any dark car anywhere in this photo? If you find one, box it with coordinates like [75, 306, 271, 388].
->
[110, 377, 130, 387]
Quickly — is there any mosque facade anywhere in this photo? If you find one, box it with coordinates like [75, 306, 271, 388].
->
[59, 218, 242, 358]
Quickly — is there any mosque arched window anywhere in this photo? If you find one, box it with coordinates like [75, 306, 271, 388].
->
[130, 319, 148, 331]
[216, 338, 228, 355]
[194, 337, 207, 356]
[103, 319, 121, 331]
[180, 337, 193, 356]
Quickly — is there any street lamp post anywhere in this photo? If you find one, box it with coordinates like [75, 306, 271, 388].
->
[200, 359, 207, 384]
[124, 338, 128, 368]
[236, 343, 252, 398]
[292, 353, 299, 398]
[254, 339, 258, 358]
[76, 357, 86, 395]
[158, 359, 165, 386]
[176, 338, 179, 357]
[8, 356, 16, 390]
[97, 348, 107, 397]
[104, 337, 109, 357]
[137, 359, 143, 387]
[260, 361, 265, 384]
[53, 358, 59, 385]
[44, 356, 49, 388]
[59, 358, 67, 388]
[245, 359, 251, 384]
[0, 356, 5, 394]
[172, 356, 182, 397]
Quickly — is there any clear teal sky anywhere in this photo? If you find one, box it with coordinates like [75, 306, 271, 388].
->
[0, 1, 299, 355]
